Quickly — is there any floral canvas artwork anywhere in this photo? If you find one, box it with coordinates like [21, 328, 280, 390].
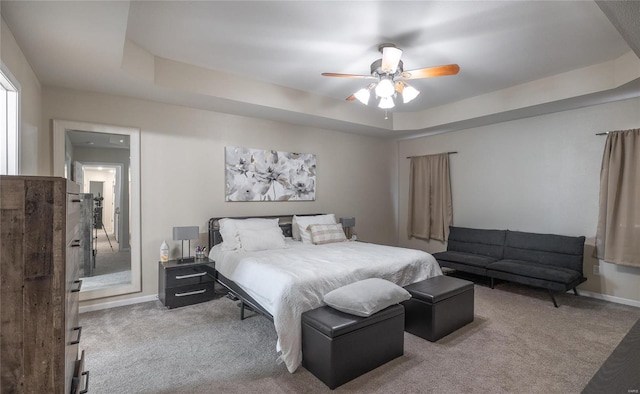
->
[225, 146, 316, 201]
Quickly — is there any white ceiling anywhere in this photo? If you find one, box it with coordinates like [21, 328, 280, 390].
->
[2, 1, 639, 139]
[67, 130, 130, 150]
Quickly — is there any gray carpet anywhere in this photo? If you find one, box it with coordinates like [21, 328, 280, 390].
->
[82, 232, 131, 277]
[81, 270, 132, 292]
[79, 284, 640, 393]
[81, 232, 132, 291]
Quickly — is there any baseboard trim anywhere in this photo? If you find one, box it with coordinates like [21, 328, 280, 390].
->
[577, 290, 640, 308]
[79, 294, 158, 313]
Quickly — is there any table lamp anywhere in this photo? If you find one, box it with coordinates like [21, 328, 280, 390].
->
[339, 217, 356, 240]
[173, 226, 199, 263]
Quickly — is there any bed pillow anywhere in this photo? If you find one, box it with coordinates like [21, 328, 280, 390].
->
[218, 218, 241, 250]
[218, 218, 280, 250]
[309, 223, 347, 245]
[323, 278, 411, 317]
[294, 214, 337, 243]
[237, 227, 287, 252]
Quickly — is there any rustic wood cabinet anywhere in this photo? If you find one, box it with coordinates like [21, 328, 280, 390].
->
[0, 176, 88, 394]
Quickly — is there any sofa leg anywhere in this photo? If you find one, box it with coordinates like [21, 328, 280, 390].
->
[490, 277, 494, 289]
[573, 288, 579, 296]
[548, 290, 559, 308]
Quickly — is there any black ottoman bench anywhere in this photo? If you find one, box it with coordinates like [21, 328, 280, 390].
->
[402, 275, 474, 341]
[301, 304, 404, 389]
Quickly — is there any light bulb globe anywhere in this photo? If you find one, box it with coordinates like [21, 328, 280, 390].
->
[378, 96, 395, 109]
[353, 88, 370, 105]
[375, 78, 395, 98]
[402, 85, 420, 103]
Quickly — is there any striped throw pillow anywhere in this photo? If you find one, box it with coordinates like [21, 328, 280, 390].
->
[308, 223, 347, 245]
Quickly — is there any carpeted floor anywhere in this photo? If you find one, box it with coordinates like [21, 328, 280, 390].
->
[81, 270, 132, 292]
[79, 283, 640, 394]
[91, 232, 131, 276]
[81, 232, 132, 290]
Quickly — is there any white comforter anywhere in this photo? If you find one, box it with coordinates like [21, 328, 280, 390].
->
[210, 239, 442, 373]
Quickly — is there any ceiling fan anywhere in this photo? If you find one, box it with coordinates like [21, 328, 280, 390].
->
[322, 43, 460, 110]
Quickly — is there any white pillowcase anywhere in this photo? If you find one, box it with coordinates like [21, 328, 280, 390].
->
[323, 278, 411, 317]
[237, 227, 286, 252]
[218, 218, 240, 250]
[293, 214, 336, 243]
[309, 223, 347, 245]
[218, 218, 280, 250]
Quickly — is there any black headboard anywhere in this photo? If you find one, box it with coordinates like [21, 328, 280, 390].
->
[208, 213, 325, 250]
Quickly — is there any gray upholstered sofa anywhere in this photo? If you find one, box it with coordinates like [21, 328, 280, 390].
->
[432, 226, 586, 307]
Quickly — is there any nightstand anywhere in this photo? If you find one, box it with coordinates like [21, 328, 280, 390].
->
[158, 258, 216, 309]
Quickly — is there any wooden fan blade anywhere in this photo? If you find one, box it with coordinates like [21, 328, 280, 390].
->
[322, 72, 376, 79]
[401, 64, 460, 80]
[346, 94, 356, 101]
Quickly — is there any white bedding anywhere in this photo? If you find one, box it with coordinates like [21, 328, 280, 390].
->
[209, 239, 442, 373]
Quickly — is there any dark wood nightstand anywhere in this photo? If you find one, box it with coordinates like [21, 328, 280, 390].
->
[158, 258, 216, 309]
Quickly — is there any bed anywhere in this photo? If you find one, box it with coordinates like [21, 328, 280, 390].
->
[207, 214, 442, 373]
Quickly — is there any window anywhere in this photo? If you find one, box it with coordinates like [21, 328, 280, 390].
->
[0, 68, 19, 175]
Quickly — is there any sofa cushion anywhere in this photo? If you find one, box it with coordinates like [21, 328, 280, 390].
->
[447, 227, 506, 260]
[504, 231, 586, 272]
[487, 259, 582, 284]
[432, 251, 497, 268]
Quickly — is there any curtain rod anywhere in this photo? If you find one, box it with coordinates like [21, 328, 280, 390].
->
[596, 132, 608, 136]
[406, 151, 458, 159]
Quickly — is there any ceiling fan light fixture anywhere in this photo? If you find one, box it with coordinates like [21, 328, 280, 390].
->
[378, 96, 395, 109]
[321, 44, 460, 115]
[354, 88, 370, 105]
[375, 78, 395, 98]
[402, 84, 420, 103]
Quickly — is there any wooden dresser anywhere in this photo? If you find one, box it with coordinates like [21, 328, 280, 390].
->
[0, 176, 88, 394]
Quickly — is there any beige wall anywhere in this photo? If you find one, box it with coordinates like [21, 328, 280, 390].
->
[1, 16, 42, 175]
[42, 87, 396, 307]
[397, 97, 640, 303]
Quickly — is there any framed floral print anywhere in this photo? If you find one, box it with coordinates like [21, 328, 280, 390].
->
[225, 146, 316, 201]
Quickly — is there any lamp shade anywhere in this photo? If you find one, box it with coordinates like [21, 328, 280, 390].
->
[381, 46, 403, 74]
[354, 88, 370, 105]
[173, 226, 199, 241]
[402, 84, 420, 103]
[375, 78, 395, 98]
[378, 96, 395, 109]
[339, 217, 356, 228]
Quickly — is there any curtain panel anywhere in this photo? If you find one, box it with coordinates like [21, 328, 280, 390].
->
[595, 128, 640, 267]
[408, 153, 452, 242]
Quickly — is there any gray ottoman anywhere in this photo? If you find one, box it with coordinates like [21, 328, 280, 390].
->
[301, 304, 404, 389]
[402, 275, 474, 341]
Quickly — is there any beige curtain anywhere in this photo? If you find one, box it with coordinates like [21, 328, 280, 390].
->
[595, 129, 640, 267]
[408, 153, 452, 241]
